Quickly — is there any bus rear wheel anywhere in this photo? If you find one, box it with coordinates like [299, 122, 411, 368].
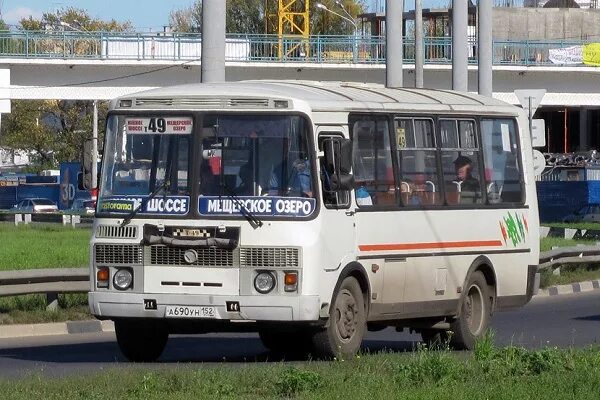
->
[311, 277, 366, 359]
[449, 271, 493, 350]
[115, 319, 169, 362]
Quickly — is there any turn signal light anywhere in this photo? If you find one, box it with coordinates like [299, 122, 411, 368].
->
[284, 272, 298, 292]
[97, 267, 109, 288]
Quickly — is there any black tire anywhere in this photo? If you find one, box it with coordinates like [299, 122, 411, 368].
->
[115, 319, 169, 362]
[258, 327, 312, 355]
[311, 277, 366, 359]
[449, 271, 493, 350]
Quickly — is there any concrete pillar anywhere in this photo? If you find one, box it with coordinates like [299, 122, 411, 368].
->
[386, 0, 404, 88]
[452, 0, 468, 92]
[201, 0, 226, 83]
[478, 0, 492, 97]
[580, 108, 589, 151]
[415, 0, 424, 88]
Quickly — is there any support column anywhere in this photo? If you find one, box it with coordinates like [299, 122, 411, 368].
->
[478, 0, 492, 97]
[579, 108, 589, 151]
[386, 0, 404, 88]
[201, 0, 226, 83]
[92, 100, 98, 190]
[452, 0, 468, 92]
[415, 0, 424, 88]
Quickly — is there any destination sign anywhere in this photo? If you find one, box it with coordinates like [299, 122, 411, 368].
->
[125, 117, 193, 134]
[99, 196, 190, 215]
[198, 196, 316, 218]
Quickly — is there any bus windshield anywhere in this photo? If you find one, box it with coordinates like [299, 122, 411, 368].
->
[197, 114, 316, 218]
[99, 115, 192, 215]
[98, 113, 316, 218]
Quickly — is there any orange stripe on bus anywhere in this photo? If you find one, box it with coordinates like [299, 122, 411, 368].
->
[358, 240, 504, 252]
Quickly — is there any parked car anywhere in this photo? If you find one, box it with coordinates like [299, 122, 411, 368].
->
[11, 198, 58, 213]
[562, 203, 600, 223]
[69, 198, 96, 215]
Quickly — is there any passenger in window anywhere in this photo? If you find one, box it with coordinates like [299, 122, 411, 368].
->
[269, 157, 312, 197]
[454, 155, 480, 203]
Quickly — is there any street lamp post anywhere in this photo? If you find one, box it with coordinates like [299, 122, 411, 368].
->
[316, 2, 359, 62]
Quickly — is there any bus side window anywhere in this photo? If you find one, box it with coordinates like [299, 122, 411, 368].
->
[396, 118, 441, 206]
[439, 119, 483, 205]
[481, 119, 523, 204]
[351, 118, 395, 207]
[318, 133, 350, 208]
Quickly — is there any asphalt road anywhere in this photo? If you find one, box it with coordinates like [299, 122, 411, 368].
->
[0, 291, 598, 378]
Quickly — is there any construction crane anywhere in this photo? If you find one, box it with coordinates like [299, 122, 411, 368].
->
[266, 0, 310, 59]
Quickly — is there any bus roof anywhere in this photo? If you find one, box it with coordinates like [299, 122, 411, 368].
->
[114, 80, 520, 115]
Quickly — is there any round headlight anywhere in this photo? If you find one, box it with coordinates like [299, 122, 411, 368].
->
[254, 271, 276, 294]
[113, 269, 133, 290]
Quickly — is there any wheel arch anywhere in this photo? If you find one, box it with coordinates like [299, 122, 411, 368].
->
[456, 256, 497, 316]
[326, 261, 371, 316]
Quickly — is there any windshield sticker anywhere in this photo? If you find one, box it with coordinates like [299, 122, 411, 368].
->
[100, 196, 190, 215]
[125, 117, 193, 134]
[198, 196, 316, 217]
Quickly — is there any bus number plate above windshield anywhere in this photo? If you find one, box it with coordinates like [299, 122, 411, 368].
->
[125, 117, 193, 134]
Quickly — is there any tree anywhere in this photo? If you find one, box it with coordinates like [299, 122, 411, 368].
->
[0, 100, 109, 170]
[169, 0, 365, 35]
[0, 8, 129, 170]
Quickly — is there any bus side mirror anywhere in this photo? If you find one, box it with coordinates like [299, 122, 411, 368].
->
[82, 139, 94, 190]
[323, 138, 354, 191]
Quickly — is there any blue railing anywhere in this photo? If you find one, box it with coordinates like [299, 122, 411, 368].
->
[0, 31, 591, 66]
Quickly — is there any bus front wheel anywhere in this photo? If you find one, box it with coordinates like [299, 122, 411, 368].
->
[450, 271, 493, 350]
[311, 276, 366, 359]
[115, 319, 169, 362]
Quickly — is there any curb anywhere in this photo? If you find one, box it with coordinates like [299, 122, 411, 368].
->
[0, 320, 114, 339]
[536, 279, 600, 297]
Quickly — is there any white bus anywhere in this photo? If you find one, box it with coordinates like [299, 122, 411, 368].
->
[88, 81, 539, 361]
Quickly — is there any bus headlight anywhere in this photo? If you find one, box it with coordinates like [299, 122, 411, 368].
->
[113, 268, 133, 290]
[254, 271, 276, 294]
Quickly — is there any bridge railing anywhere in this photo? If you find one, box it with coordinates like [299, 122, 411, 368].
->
[0, 31, 592, 66]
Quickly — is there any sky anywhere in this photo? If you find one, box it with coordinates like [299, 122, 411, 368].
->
[0, 1, 445, 31]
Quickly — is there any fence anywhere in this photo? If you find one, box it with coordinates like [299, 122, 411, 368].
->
[0, 31, 594, 66]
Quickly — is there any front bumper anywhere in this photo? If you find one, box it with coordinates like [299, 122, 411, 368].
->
[89, 291, 321, 322]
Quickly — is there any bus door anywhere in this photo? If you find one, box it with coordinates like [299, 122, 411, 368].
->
[317, 127, 356, 271]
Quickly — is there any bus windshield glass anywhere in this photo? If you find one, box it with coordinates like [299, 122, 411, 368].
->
[198, 114, 316, 218]
[98, 115, 192, 216]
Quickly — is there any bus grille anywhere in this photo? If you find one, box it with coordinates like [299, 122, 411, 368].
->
[148, 245, 235, 267]
[95, 244, 142, 265]
[95, 225, 138, 239]
[239, 247, 300, 268]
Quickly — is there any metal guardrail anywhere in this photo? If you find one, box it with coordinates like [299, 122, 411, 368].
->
[0, 246, 597, 299]
[0, 31, 591, 66]
[0, 268, 88, 297]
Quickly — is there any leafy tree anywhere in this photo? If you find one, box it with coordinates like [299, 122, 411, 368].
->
[0, 100, 108, 170]
[169, 0, 365, 35]
[0, 8, 129, 170]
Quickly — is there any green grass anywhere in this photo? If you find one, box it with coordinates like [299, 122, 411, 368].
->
[0, 224, 91, 270]
[0, 294, 90, 324]
[540, 264, 600, 288]
[539, 237, 597, 252]
[1, 335, 600, 400]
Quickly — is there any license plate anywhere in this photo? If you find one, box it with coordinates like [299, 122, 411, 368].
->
[165, 305, 216, 318]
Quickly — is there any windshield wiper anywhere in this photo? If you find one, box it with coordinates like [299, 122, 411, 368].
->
[120, 179, 170, 227]
[220, 182, 263, 229]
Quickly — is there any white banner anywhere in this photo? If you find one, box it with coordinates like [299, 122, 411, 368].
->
[549, 46, 582, 65]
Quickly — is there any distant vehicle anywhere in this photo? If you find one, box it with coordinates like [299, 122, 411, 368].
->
[562, 204, 600, 223]
[69, 198, 96, 215]
[11, 198, 58, 213]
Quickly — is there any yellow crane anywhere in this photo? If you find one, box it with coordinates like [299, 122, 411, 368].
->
[271, 0, 310, 59]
